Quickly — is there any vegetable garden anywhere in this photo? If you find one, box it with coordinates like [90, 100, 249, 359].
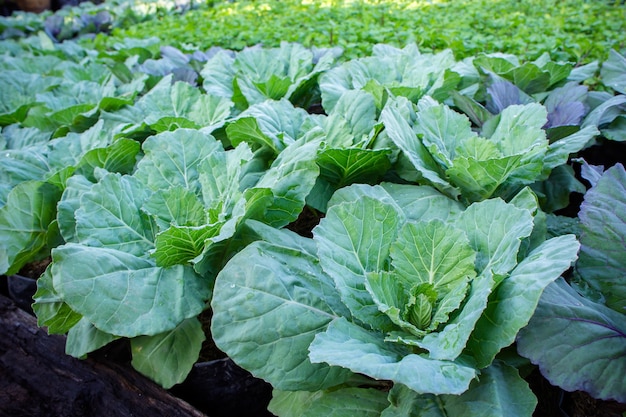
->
[1, 0, 626, 416]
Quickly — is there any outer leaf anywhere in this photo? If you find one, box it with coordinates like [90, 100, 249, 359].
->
[456, 198, 533, 278]
[269, 388, 389, 417]
[443, 361, 537, 417]
[142, 185, 206, 230]
[381, 361, 536, 417]
[577, 163, 626, 312]
[76, 137, 141, 180]
[133, 129, 222, 194]
[131, 317, 205, 389]
[152, 223, 224, 267]
[517, 278, 626, 403]
[233, 43, 314, 105]
[32, 266, 82, 334]
[324, 89, 377, 146]
[0, 180, 62, 275]
[74, 173, 156, 257]
[381, 98, 458, 198]
[200, 50, 236, 98]
[211, 232, 354, 391]
[199, 142, 253, 217]
[413, 98, 478, 168]
[382, 385, 445, 417]
[601, 49, 626, 94]
[317, 147, 392, 187]
[254, 138, 321, 227]
[543, 125, 598, 171]
[0, 71, 60, 125]
[226, 99, 311, 153]
[0, 147, 49, 194]
[52, 244, 210, 338]
[309, 317, 477, 395]
[324, 183, 463, 222]
[56, 175, 93, 243]
[314, 196, 402, 330]
[65, 318, 118, 358]
[468, 235, 580, 368]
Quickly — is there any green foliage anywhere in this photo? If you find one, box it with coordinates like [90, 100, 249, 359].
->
[109, 0, 626, 63]
[1, 1, 626, 412]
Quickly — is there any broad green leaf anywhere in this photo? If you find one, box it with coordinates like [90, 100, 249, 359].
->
[382, 385, 444, 417]
[532, 164, 586, 213]
[319, 58, 398, 112]
[142, 186, 206, 230]
[66, 318, 118, 359]
[381, 97, 458, 198]
[233, 43, 314, 105]
[32, 266, 82, 334]
[543, 125, 598, 171]
[46, 121, 111, 172]
[315, 196, 402, 330]
[328, 183, 463, 223]
[486, 104, 547, 153]
[0, 147, 49, 193]
[391, 220, 476, 292]
[582, 95, 626, 131]
[324, 90, 378, 146]
[200, 50, 236, 98]
[226, 116, 282, 154]
[317, 147, 392, 187]
[56, 175, 94, 243]
[448, 152, 541, 202]
[577, 163, 626, 312]
[211, 233, 353, 391]
[254, 138, 321, 227]
[309, 317, 477, 395]
[319, 47, 458, 111]
[603, 115, 626, 142]
[199, 142, 253, 217]
[111, 76, 231, 133]
[152, 223, 224, 267]
[187, 93, 234, 128]
[382, 361, 536, 417]
[131, 317, 205, 389]
[269, 387, 389, 417]
[0, 71, 60, 126]
[52, 244, 210, 338]
[226, 99, 311, 153]
[76, 138, 140, 180]
[134, 129, 222, 194]
[601, 49, 626, 94]
[442, 361, 536, 417]
[517, 278, 626, 403]
[365, 271, 411, 332]
[1, 124, 50, 150]
[0, 180, 62, 275]
[414, 98, 478, 168]
[468, 235, 579, 368]
[75, 173, 156, 257]
[457, 198, 534, 277]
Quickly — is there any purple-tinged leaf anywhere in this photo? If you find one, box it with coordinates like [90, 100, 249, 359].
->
[517, 278, 626, 402]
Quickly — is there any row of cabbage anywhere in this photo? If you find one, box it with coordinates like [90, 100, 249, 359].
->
[1, 0, 196, 42]
[1, 34, 626, 416]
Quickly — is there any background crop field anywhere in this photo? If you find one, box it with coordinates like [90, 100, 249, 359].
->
[108, 0, 626, 62]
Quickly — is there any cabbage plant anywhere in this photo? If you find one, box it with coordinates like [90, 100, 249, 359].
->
[518, 163, 626, 403]
[211, 183, 580, 416]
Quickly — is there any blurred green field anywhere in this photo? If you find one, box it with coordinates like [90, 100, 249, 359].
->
[108, 0, 626, 62]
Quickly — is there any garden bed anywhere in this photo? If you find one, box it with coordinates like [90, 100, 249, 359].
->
[1, 1, 626, 416]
